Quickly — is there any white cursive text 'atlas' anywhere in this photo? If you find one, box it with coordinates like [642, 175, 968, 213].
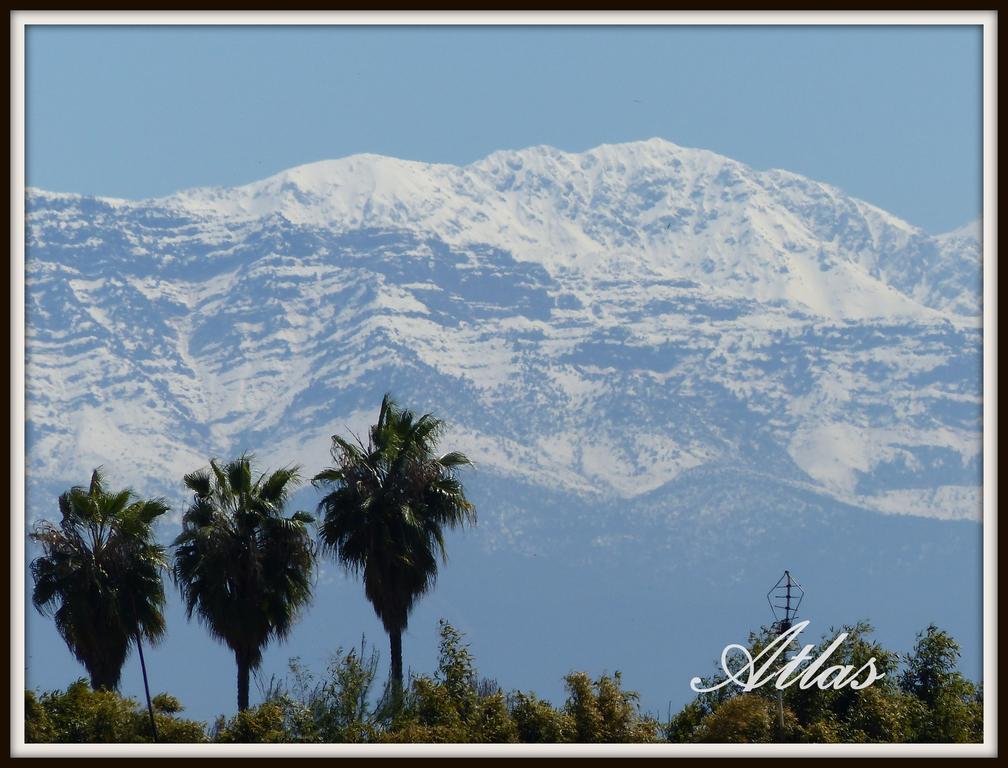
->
[690, 620, 885, 693]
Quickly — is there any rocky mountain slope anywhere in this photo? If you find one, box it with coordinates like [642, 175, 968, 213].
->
[25, 139, 982, 524]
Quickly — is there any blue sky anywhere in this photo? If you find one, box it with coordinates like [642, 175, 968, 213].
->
[26, 24, 982, 234]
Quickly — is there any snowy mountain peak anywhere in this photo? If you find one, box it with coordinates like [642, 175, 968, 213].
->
[938, 217, 982, 243]
[24, 140, 981, 525]
[67, 139, 972, 325]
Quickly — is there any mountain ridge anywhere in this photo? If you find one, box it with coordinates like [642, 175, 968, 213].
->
[27, 138, 980, 326]
[25, 139, 982, 527]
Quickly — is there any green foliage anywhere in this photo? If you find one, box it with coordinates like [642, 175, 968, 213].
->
[262, 644, 383, 743]
[469, 689, 519, 744]
[172, 453, 315, 711]
[383, 620, 518, 743]
[154, 714, 208, 744]
[562, 670, 659, 743]
[25, 679, 206, 743]
[663, 699, 704, 743]
[783, 621, 902, 732]
[26, 617, 984, 744]
[836, 684, 921, 743]
[692, 694, 789, 743]
[313, 394, 476, 692]
[382, 677, 466, 743]
[24, 691, 55, 744]
[509, 691, 575, 743]
[669, 621, 983, 744]
[152, 692, 183, 715]
[899, 625, 983, 742]
[29, 469, 169, 691]
[212, 702, 289, 743]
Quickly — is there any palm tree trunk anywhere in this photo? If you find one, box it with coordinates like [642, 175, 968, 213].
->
[89, 671, 117, 692]
[237, 651, 251, 712]
[389, 628, 403, 697]
[135, 632, 158, 742]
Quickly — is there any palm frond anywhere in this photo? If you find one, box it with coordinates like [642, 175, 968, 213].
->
[315, 394, 476, 641]
[88, 467, 106, 496]
[28, 469, 168, 690]
[183, 469, 212, 499]
[172, 454, 315, 673]
[437, 451, 473, 469]
[260, 466, 302, 507]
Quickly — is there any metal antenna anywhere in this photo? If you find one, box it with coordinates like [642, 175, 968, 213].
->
[767, 570, 805, 738]
[767, 570, 804, 635]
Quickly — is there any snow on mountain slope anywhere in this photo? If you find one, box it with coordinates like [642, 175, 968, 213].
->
[129, 138, 977, 323]
[24, 140, 983, 528]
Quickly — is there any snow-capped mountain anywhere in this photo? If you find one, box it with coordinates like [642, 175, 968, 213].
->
[23, 138, 984, 719]
[25, 138, 982, 524]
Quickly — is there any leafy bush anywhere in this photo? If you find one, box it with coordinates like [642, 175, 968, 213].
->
[663, 699, 704, 743]
[693, 694, 780, 743]
[669, 621, 983, 744]
[383, 620, 518, 743]
[25, 679, 206, 743]
[267, 645, 382, 743]
[212, 702, 288, 743]
[25, 620, 983, 744]
[899, 625, 983, 742]
[509, 691, 575, 743]
[562, 671, 658, 743]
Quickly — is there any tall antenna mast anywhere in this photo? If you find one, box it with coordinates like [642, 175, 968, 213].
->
[767, 569, 804, 635]
[766, 570, 805, 738]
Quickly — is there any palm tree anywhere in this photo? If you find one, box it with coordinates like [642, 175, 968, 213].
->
[30, 468, 169, 739]
[172, 453, 314, 712]
[312, 393, 476, 696]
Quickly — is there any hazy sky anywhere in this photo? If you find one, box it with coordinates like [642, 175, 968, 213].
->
[26, 24, 982, 233]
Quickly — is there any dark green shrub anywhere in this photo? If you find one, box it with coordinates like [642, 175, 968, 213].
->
[25, 679, 206, 743]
